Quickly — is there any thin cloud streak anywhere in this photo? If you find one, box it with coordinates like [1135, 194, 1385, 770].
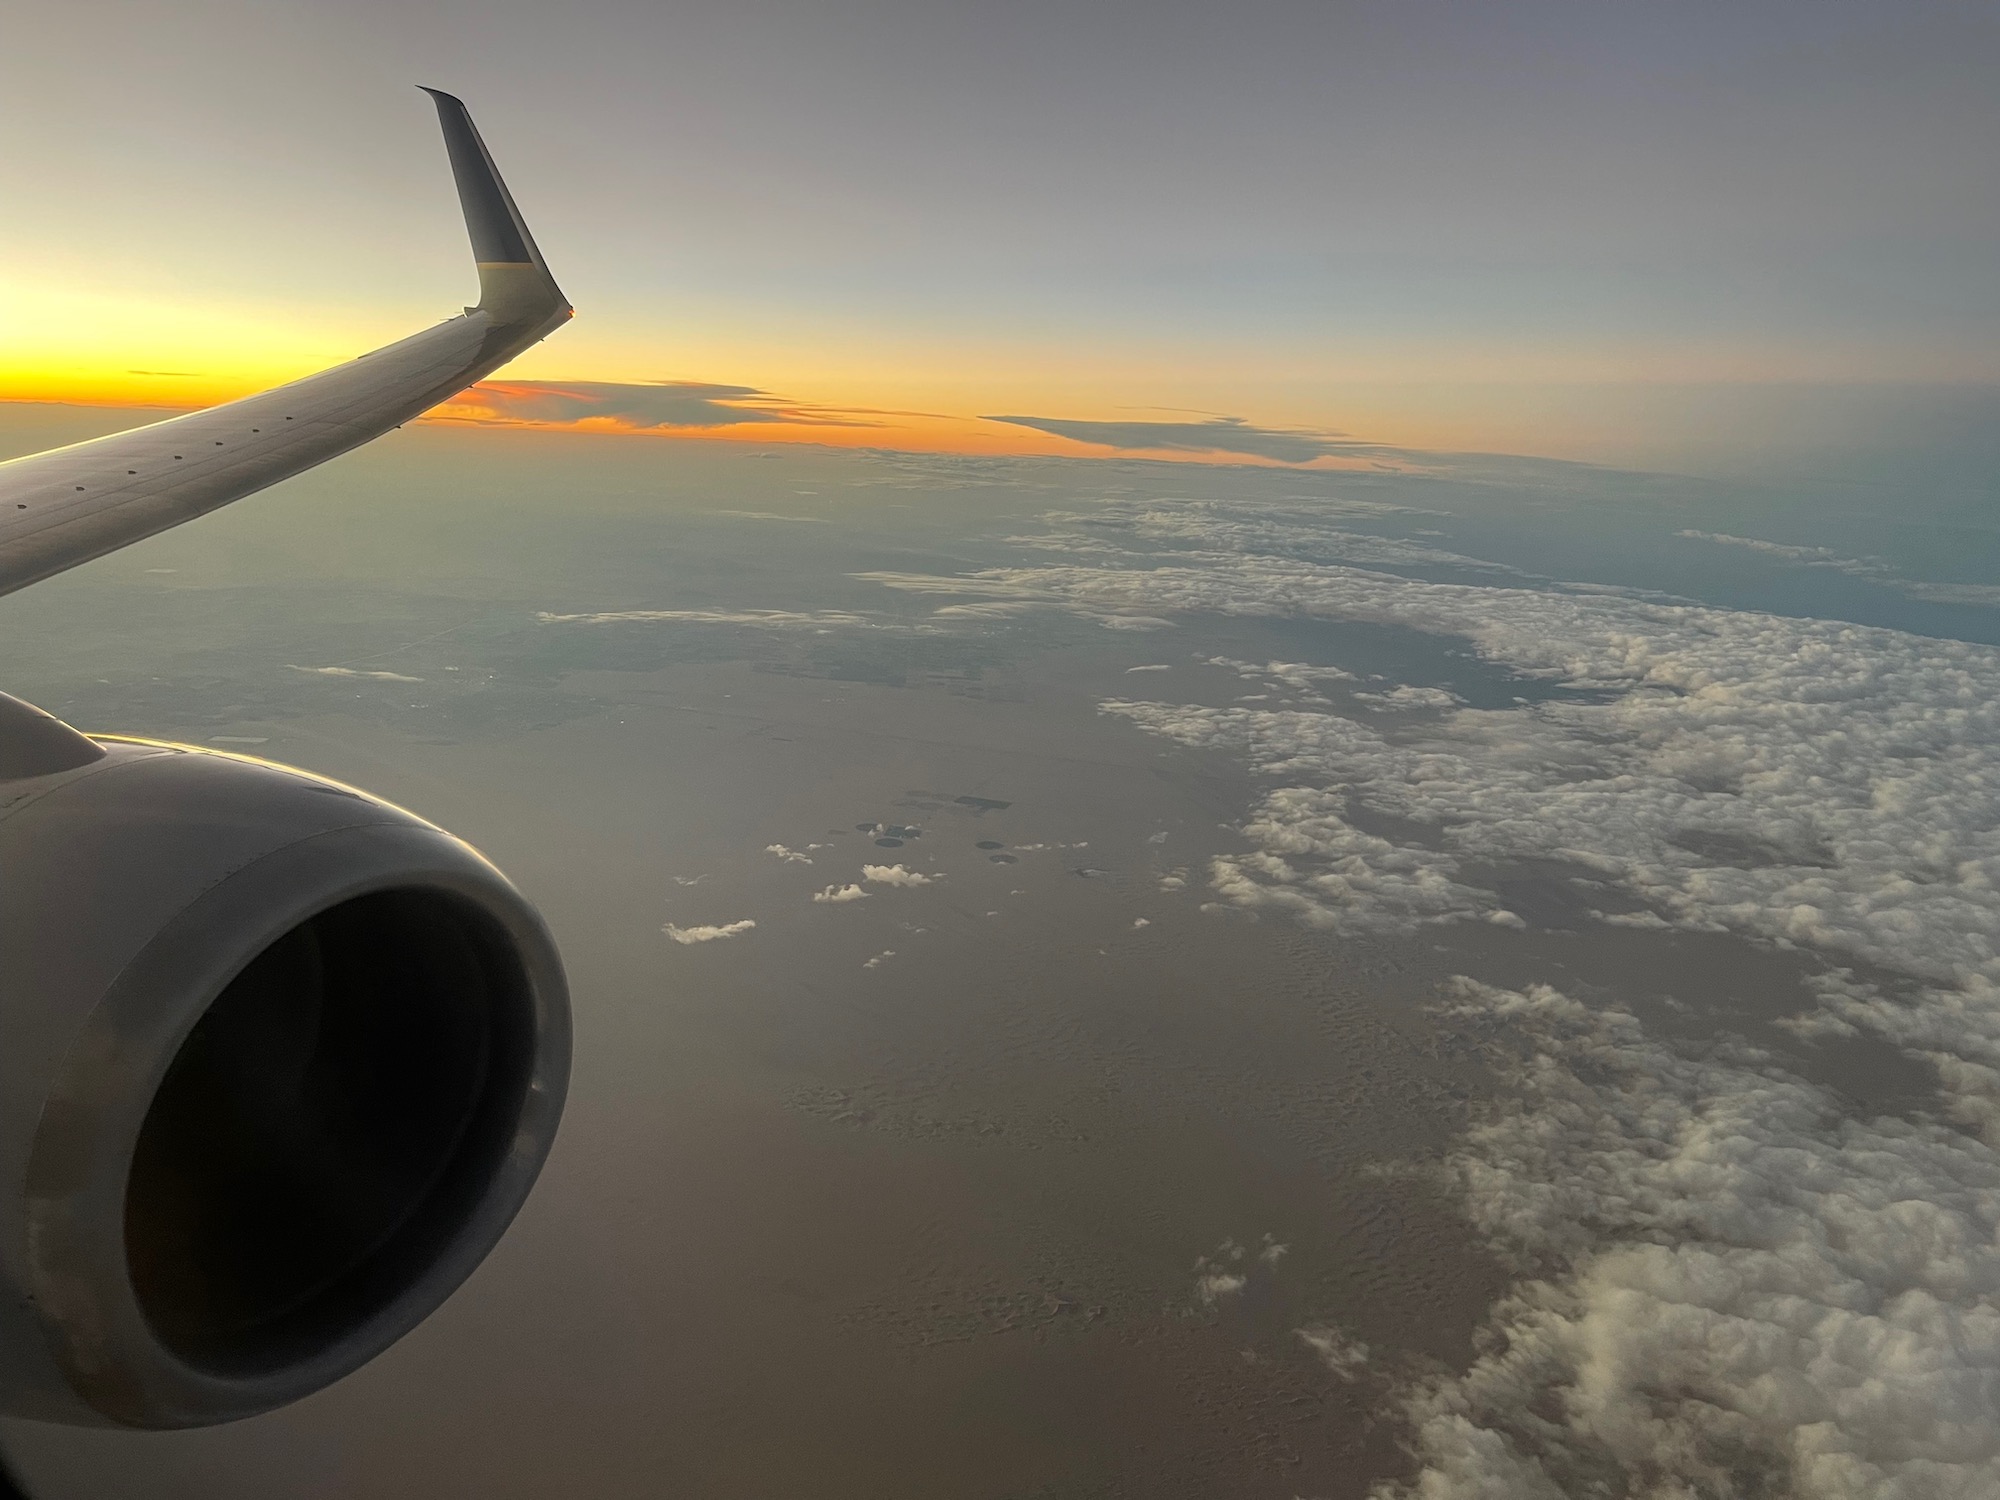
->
[982, 413, 1383, 465]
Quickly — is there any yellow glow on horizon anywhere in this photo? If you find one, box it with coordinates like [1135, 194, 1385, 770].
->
[421, 387, 1381, 467]
[0, 266, 412, 409]
[9, 271, 1990, 475]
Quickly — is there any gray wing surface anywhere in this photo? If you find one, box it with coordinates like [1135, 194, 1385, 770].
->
[0, 89, 570, 599]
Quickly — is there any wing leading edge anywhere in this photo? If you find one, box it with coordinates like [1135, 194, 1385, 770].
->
[0, 90, 571, 599]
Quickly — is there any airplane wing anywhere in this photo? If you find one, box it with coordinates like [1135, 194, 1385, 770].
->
[0, 92, 575, 1438]
[0, 88, 570, 599]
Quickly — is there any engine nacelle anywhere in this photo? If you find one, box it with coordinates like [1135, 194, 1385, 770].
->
[0, 694, 570, 1429]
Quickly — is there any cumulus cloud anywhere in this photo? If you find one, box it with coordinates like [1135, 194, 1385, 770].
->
[1351, 684, 1463, 709]
[1195, 1271, 1247, 1304]
[863, 864, 937, 887]
[921, 520, 1999, 995]
[813, 883, 868, 903]
[1297, 1326, 1368, 1381]
[286, 664, 423, 683]
[1204, 657, 1358, 705]
[1080, 560, 2000, 994]
[1377, 979, 2000, 1497]
[914, 479, 2000, 1484]
[1191, 1234, 1290, 1307]
[766, 844, 814, 864]
[663, 919, 756, 945]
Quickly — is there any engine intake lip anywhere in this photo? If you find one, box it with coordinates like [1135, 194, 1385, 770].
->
[23, 820, 570, 1429]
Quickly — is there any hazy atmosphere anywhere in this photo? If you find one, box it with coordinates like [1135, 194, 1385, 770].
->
[4, 0, 1998, 472]
[2, 2, 1998, 1496]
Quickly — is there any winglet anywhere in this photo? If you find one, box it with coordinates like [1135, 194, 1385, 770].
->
[420, 88, 572, 330]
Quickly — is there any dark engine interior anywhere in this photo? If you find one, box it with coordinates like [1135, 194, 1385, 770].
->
[125, 889, 537, 1376]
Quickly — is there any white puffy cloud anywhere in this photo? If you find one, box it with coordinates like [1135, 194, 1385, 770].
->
[1351, 684, 1463, 709]
[948, 507, 2000, 1001]
[1379, 980, 2000, 1498]
[1052, 559, 2000, 998]
[813, 883, 868, 903]
[1195, 1272, 1246, 1304]
[1207, 655, 1356, 694]
[1297, 1326, 1368, 1381]
[663, 919, 756, 945]
[766, 843, 814, 864]
[863, 864, 938, 887]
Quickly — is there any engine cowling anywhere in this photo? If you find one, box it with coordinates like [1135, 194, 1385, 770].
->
[0, 694, 570, 1429]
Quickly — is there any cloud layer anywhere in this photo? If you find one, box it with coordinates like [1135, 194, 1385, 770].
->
[444, 380, 865, 432]
[1387, 980, 2000, 1497]
[852, 484, 2000, 1490]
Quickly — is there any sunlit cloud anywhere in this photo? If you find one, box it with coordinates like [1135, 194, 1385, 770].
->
[663, 919, 756, 945]
[436, 379, 871, 433]
[423, 379, 1437, 469]
[862, 864, 936, 887]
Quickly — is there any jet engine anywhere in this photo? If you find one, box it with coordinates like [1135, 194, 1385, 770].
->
[0, 693, 570, 1429]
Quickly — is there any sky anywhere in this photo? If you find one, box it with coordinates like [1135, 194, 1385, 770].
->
[2, 0, 1997, 474]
